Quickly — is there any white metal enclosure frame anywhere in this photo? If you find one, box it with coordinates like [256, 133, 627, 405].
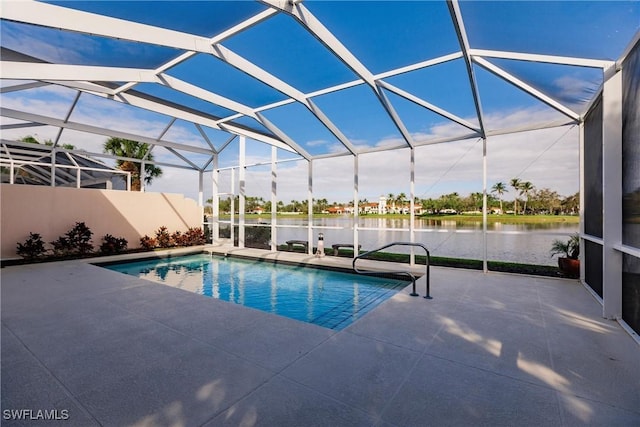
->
[1, 1, 639, 332]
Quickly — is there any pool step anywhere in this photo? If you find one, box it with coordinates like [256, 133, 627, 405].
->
[311, 282, 404, 330]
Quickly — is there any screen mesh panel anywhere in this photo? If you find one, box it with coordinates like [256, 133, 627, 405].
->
[584, 97, 603, 238]
[622, 41, 640, 249]
[622, 254, 640, 335]
[584, 239, 603, 298]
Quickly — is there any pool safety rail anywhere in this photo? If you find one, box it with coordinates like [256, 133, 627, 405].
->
[353, 242, 432, 299]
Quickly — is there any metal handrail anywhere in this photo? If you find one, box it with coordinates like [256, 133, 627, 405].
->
[352, 242, 432, 299]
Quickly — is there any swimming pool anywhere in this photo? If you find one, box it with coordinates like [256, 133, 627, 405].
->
[103, 254, 407, 330]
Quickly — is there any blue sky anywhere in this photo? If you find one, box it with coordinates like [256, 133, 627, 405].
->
[1, 1, 638, 202]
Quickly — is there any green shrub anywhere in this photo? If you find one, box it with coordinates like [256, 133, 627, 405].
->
[16, 232, 47, 259]
[51, 222, 93, 256]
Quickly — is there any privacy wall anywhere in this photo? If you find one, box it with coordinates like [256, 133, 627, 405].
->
[1, 185, 201, 259]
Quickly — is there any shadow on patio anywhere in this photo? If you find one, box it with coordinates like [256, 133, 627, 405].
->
[1, 256, 639, 426]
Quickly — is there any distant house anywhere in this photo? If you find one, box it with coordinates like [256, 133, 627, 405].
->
[360, 202, 378, 214]
[326, 206, 343, 214]
[323, 199, 423, 215]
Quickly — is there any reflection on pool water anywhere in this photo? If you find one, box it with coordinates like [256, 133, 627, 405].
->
[103, 253, 407, 330]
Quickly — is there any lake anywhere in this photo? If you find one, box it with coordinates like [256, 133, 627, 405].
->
[235, 216, 579, 267]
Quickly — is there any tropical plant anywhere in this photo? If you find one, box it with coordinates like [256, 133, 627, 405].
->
[550, 233, 580, 260]
[154, 226, 172, 248]
[100, 234, 128, 255]
[103, 137, 162, 191]
[16, 232, 47, 259]
[51, 222, 93, 256]
[170, 231, 186, 247]
[185, 227, 206, 246]
[139, 235, 157, 250]
[491, 182, 508, 213]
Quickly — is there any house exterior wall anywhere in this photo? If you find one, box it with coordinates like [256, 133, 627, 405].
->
[1, 184, 202, 259]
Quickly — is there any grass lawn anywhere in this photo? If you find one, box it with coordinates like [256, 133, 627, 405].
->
[275, 244, 561, 277]
[417, 214, 579, 224]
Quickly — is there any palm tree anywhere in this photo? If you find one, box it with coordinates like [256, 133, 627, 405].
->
[470, 192, 483, 211]
[510, 178, 521, 214]
[519, 181, 534, 215]
[396, 192, 407, 213]
[103, 138, 162, 191]
[491, 182, 508, 214]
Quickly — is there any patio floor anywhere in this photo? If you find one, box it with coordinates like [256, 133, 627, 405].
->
[2, 247, 639, 426]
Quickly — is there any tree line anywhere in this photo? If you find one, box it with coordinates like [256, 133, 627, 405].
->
[210, 182, 579, 216]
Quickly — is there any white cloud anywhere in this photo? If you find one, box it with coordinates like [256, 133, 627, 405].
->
[1, 21, 93, 64]
[305, 139, 329, 147]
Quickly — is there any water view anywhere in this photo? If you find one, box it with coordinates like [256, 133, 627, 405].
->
[235, 216, 579, 266]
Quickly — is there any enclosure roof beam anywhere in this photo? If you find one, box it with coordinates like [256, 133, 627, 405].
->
[195, 124, 217, 152]
[110, 91, 294, 152]
[1, 1, 215, 54]
[75, 150, 197, 170]
[0, 62, 157, 82]
[374, 53, 464, 80]
[0, 81, 50, 94]
[27, 78, 295, 153]
[377, 80, 481, 134]
[1, 1, 309, 105]
[473, 57, 580, 121]
[469, 49, 614, 69]
[1, 62, 257, 119]
[112, 8, 280, 95]
[1, 107, 214, 155]
[156, 74, 256, 118]
[0, 122, 48, 130]
[255, 112, 312, 160]
[306, 99, 358, 155]
[53, 91, 81, 148]
[485, 120, 577, 138]
[271, 0, 414, 148]
[447, 0, 487, 138]
[0, 140, 199, 171]
[165, 147, 202, 171]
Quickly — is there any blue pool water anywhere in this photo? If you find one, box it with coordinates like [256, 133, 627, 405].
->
[103, 254, 407, 330]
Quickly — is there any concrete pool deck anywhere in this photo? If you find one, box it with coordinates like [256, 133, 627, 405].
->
[2, 246, 639, 426]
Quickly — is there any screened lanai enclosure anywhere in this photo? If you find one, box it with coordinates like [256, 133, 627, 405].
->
[1, 1, 639, 337]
